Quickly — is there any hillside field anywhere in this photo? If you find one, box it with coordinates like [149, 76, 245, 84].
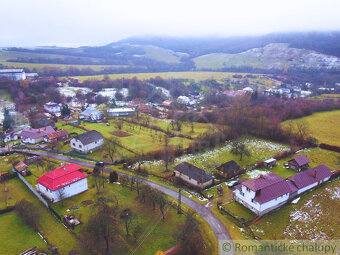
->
[282, 110, 340, 146]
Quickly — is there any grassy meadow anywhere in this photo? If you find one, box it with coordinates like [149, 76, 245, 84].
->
[282, 110, 340, 146]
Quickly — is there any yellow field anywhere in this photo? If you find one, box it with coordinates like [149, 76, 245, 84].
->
[282, 110, 340, 146]
[69, 71, 280, 85]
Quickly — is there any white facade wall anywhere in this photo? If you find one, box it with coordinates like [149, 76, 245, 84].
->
[22, 136, 43, 144]
[0, 72, 26, 80]
[70, 138, 104, 154]
[37, 178, 88, 203]
[234, 185, 290, 216]
[296, 176, 330, 194]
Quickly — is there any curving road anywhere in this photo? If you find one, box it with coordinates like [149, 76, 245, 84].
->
[12, 149, 231, 249]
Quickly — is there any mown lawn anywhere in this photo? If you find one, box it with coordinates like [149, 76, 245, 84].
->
[282, 110, 340, 146]
[0, 178, 78, 254]
[80, 119, 192, 154]
[0, 211, 48, 254]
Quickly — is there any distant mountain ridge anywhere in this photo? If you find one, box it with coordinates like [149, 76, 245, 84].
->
[2, 31, 340, 73]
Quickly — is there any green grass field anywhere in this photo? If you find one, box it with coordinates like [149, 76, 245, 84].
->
[0, 211, 48, 254]
[282, 110, 340, 146]
[50, 175, 217, 255]
[0, 178, 78, 254]
[142, 137, 290, 176]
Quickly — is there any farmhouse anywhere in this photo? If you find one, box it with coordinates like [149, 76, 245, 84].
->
[4, 129, 22, 143]
[107, 107, 135, 117]
[0, 69, 26, 80]
[44, 129, 69, 143]
[70, 130, 104, 154]
[288, 165, 332, 195]
[288, 155, 310, 171]
[79, 107, 103, 122]
[173, 162, 214, 189]
[36, 164, 88, 203]
[12, 161, 28, 176]
[21, 126, 56, 144]
[44, 102, 61, 114]
[216, 160, 242, 178]
[234, 173, 293, 216]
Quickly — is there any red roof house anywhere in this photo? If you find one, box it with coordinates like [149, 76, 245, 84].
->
[36, 164, 88, 202]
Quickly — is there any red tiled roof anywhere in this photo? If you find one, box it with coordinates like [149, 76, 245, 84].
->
[292, 155, 310, 166]
[288, 165, 332, 190]
[47, 129, 69, 140]
[242, 172, 284, 191]
[36, 164, 87, 191]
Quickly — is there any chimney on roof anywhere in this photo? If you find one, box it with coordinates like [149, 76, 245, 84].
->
[38, 129, 41, 133]
[63, 167, 66, 171]
[313, 170, 317, 178]
[260, 174, 264, 178]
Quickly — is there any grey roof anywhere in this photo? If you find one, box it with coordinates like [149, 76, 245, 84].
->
[216, 160, 240, 174]
[174, 162, 213, 183]
[74, 130, 103, 145]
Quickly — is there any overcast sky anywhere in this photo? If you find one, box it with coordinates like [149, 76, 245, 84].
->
[1, 0, 340, 47]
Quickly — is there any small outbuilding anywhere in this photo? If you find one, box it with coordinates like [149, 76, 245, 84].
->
[216, 160, 242, 178]
[263, 158, 277, 168]
[12, 161, 28, 176]
[288, 155, 310, 171]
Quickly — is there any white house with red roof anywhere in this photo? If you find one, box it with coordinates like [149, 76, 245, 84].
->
[36, 164, 88, 203]
[21, 126, 56, 144]
[234, 165, 333, 216]
[234, 173, 294, 216]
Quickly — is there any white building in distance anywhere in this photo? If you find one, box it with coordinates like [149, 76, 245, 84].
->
[0, 69, 26, 80]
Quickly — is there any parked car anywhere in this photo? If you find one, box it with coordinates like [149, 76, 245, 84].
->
[227, 181, 240, 188]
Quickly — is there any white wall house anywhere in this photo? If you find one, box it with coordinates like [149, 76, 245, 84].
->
[107, 107, 135, 117]
[36, 164, 88, 203]
[70, 130, 104, 154]
[288, 165, 332, 195]
[0, 69, 26, 80]
[21, 126, 56, 144]
[173, 162, 214, 189]
[44, 102, 61, 114]
[234, 165, 333, 216]
[234, 173, 292, 216]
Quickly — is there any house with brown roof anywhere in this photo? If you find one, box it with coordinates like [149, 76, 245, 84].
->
[288, 165, 332, 194]
[233, 173, 294, 216]
[216, 160, 242, 178]
[173, 162, 214, 189]
[288, 155, 309, 171]
[21, 126, 56, 144]
[44, 129, 69, 143]
[70, 130, 104, 154]
[234, 165, 333, 216]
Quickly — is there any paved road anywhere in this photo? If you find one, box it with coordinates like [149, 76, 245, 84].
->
[12, 149, 231, 244]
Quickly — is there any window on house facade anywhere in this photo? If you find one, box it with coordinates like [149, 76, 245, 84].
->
[251, 199, 257, 204]
[73, 143, 75, 146]
[79, 144, 82, 148]
[246, 187, 250, 192]
[240, 191, 244, 196]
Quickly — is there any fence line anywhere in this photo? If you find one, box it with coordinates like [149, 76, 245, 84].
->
[16, 173, 49, 208]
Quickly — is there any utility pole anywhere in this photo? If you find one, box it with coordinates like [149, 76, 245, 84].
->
[178, 188, 182, 214]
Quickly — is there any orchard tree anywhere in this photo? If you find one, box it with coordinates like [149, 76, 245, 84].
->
[2, 108, 14, 131]
[230, 139, 250, 161]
